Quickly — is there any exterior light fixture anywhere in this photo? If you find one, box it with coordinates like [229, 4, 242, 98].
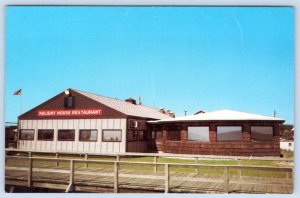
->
[64, 89, 70, 95]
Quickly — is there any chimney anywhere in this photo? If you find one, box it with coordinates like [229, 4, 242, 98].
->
[159, 108, 165, 114]
[165, 109, 175, 118]
[125, 98, 136, 105]
[169, 111, 175, 118]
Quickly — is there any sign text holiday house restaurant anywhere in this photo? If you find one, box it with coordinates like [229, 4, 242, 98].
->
[37, 109, 103, 117]
[17, 89, 285, 156]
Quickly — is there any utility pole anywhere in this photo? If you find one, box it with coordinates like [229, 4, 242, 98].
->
[184, 110, 187, 116]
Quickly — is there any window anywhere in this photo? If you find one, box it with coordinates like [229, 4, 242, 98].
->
[138, 131, 148, 141]
[251, 126, 273, 141]
[129, 120, 139, 128]
[217, 126, 242, 141]
[58, 129, 75, 141]
[127, 130, 138, 141]
[64, 96, 75, 108]
[38, 129, 54, 141]
[20, 129, 34, 140]
[167, 131, 181, 141]
[151, 131, 156, 140]
[188, 126, 209, 142]
[79, 130, 97, 141]
[152, 131, 163, 140]
[102, 129, 122, 142]
[156, 131, 163, 140]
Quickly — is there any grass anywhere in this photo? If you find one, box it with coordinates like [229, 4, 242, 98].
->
[5, 153, 293, 179]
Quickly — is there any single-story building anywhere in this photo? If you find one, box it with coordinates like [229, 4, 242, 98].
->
[148, 110, 285, 156]
[17, 88, 285, 156]
[17, 88, 172, 153]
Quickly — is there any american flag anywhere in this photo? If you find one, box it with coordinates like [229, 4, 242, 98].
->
[13, 89, 22, 95]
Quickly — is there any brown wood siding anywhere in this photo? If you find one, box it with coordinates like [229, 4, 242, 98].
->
[19, 90, 127, 120]
[125, 117, 150, 152]
[155, 121, 281, 156]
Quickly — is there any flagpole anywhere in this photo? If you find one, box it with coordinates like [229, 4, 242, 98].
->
[20, 93, 22, 115]
[13, 89, 22, 115]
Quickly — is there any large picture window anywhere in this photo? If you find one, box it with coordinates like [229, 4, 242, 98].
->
[167, 131, 181, 141]
[20, 129, 35, 140]
[167, 126, 181, 141]
[251, 126, 273, 141]
[79, 130, 97, 141]
[188, 126, 209, 142]
[102, 129, 122, 142]
[38, 129, 54, 141]
[217, 126, 242, 141]
[58, 129, 75, 141]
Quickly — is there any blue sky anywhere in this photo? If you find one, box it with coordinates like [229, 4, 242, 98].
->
[5, 6, 294, 124]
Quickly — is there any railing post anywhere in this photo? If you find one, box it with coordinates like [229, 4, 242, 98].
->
[116, 154, 120, 162]
[28, 151, 32, 158]
[224, 166, 229, 193]
[28, 157, 33, 187]
[165, 164, 169, 193]
[55, 153, 59, 167]
[285, 161, 289, 179]
[237, 159, 241, 178]
[154, 156, 157, 172]
[195, 157, 199, 174]
[66, 160, 74, 192]
[85, 154, 88, 168]
[70, 160, 74, 185]
[114, 162, 119, 193]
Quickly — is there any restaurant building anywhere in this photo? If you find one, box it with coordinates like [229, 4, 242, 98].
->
[149, 110, 285, 156]
[17, 89, 285, 156]
[17, 89, 172, 153]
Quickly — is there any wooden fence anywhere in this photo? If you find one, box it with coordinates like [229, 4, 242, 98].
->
[5, 152, 293, 193]
[5, 148, 294, 165]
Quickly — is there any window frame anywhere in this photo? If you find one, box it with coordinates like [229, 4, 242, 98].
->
[19, 129, 35, 140]
[79, 129, 98, 142]
[102, 129, 122, 142]
[216, 125, 243, 142]
[187, 126, 210, 142]
[37, 129, 54, 141]
[57, 129, 75, 141]
[250, 126, 274, 142]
